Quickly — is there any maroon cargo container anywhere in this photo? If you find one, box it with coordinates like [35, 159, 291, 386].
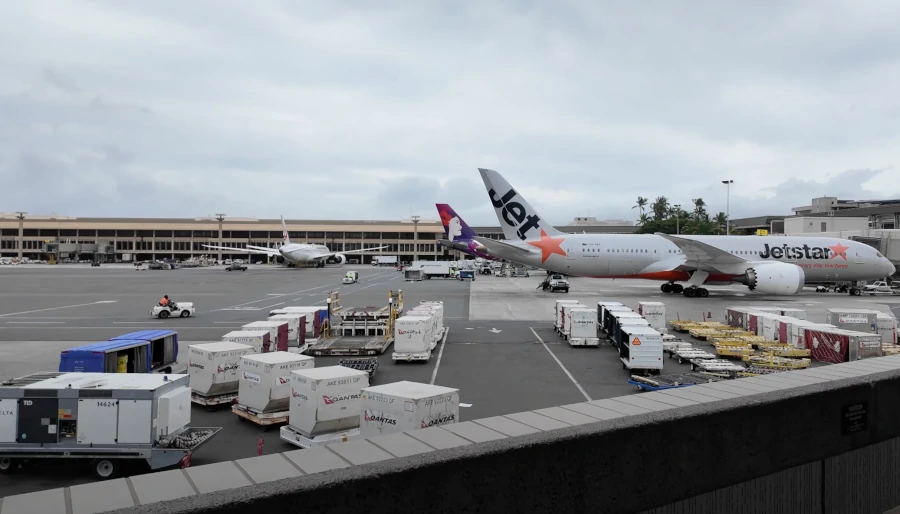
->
[297, 315, 306, 347]
[749, 313, 762, 335]
[271, 321, 289, 352]
[777, 319, 789, 344]
[804, 328, 848, 364]
[725, 308, 744, 328]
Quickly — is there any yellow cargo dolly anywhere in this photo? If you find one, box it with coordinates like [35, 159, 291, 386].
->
[741, 354, 811, 369]
[714, 345, 755, 358]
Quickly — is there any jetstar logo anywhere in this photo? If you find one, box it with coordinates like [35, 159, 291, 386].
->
[322, 393, 361, 405]
[759, 242, 849, 260]
[217, 364, 238, 373]
[364, 410, 397, 425]
[489, 187, 542, 240]
[421, 413, 456, 428]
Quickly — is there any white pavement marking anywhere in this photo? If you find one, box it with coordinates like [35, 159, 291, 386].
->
[114, 321, 162, 324]
[0, 326, 255, 330]
[530, 327, 592, 402]
[261, 302, 285, 309]
[429, 327, 450, 385]
[214, 321, 247, 324]
[6, 321, 65, 324]
[0, 301, 119, 317]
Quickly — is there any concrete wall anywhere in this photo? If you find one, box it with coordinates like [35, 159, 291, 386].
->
[785, 216, 869, 234]
[3, 356, 900, 514]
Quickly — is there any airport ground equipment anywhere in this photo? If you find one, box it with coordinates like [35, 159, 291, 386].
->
[225, 262, 247, 271]
[0, 372, 220, 478]
[232, 403, 289, 429]
[669, 346, 716, 364]
[690, 359, 746, 373]
[628, 372, 724, 391]
[188, 342, 254, 408]
[343, 271, 359, 284]
[565, 308, 599, 346]
[338, 358, 379, 380]
[458, 269, 475, 281]
[60, 330, 180, 374]
[619, 326, 664, 374]
[306, 291, 401, 356]
[150, 301, 195, 319]
[280, 366, 369, 449]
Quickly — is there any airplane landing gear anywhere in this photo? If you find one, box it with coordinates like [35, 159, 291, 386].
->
[660, 283, 684, 294]
[682, 286, 709, 298]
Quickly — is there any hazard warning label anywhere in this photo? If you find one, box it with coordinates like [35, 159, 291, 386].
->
[632, 337, 641, 346]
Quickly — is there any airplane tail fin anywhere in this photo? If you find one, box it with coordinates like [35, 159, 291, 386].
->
[435, 203, 478, 242]
[280, 215, 291, 245]
[478, 168, 563, 241]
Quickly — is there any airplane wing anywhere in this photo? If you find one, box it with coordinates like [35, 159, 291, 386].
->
[313, 245, 391, 259]
[472, 236, 536, 255]
[654, 234, 748, 265]
[202, 244, 281, 256]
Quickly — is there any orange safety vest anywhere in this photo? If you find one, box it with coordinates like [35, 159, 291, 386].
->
[160, 297, 168, 306]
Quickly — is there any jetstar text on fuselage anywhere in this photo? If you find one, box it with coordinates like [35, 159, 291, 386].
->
[489, 187, 541, 240]
[759, 243, 838, 260]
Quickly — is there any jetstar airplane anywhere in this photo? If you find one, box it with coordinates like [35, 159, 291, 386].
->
[435, 203, 498, 261]
[472, 168, 896, 297]
[203, 216, 388, 268]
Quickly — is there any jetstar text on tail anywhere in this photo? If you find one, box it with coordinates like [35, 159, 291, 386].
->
[759, 243, 845, 260]
[489, 187, 541, 240]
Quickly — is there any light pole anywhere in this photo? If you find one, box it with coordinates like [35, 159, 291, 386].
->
[673, 205, 680, 235]
[721, 180, 733, 235]
[215, 213, 226, 263]
[15, 212, 26, 260]
[410, 215, 420, 262]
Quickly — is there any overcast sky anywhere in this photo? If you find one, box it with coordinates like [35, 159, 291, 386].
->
[1, 1, 899, 226]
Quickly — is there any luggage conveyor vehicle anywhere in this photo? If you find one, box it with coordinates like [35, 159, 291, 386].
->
[0, 372, 220, 478]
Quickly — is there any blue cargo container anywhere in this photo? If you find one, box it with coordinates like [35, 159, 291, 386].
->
[58, 330, 179, 374]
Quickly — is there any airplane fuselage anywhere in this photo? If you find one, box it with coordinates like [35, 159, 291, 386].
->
[279, 243, 336, 263]
[494, 234, 893, 284]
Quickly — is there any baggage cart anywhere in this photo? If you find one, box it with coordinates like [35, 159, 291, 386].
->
[690, 359, 746, 373]
[190, 391, 238, 408]
[280, 425, 361, 449]
[339, 357, 379, 380]
[231, 403, 289, 430]
[670, 347, 716, 364]
[308, 336, 393, 356]
[628, 372, 724, 391]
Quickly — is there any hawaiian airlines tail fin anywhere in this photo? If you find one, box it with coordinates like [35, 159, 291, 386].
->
[280, 215, 291, 246]
[435, 203, 479, 242]
[477, 168, 564, 241]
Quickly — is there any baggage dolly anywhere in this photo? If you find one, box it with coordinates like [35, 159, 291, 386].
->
[191, 391, 238, 410]
[232, 403, 289, 431]
[338, 357, 379, 381]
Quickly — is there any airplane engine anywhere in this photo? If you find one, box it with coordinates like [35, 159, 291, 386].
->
[334, 253, 346, 264]
[275, 256, 285, 265]
[742, 262, 806, 295]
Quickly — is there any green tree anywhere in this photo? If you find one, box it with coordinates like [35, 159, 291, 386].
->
[634, 196, 725, 236]
[712, 212, 728, 234]
[633, 196, 648, 217]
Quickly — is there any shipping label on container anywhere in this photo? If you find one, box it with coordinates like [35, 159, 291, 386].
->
[859, 336, 881, 348]
[363, 393, 396, 405]
[363, 409, 398, 427]
[189, 361, 205, 371]
[839, 314, 869, 324]
[421, 411, 456, 428]
[327, 377, 363, 387]
[291, 388, 309, 402]
[244, 360, 261, 369]
[217, 363, 239, 374]
[424, 395, 455, 406]
[242, 371, 261, 383]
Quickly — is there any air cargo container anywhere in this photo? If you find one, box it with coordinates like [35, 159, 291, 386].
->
[222, 330, 270, 354]
[560, 303, 586, 338]
[392, 315, 434, 362]
[610, 316, 652, 348]
[601, 306, 635, 335]
[237, 352, 314, 413]
[876, 313, 897, 344]
[776, 308, 807, 320]
[408, 306, 444, 346]
[187, 342, 254, 397]
[786, 320, 835, 349]
[606, 310, 645, 341]
[760, 314, 793, 341]
[419, 301, 445, 327]
[59, 335, 181, 376]
[0, 372, 219, 478]
[108, 331, 179, 373]
[358, 381, 460, 438]
[269, 307, 327, 340]
[268, 314, 308, 351]
[804, 327, 881, 363]
[555, 300, 582, 332]
[825, 308, 878, 334]
[240, 321, 290, 352]
[637, 302, 667, 333]
[567, 308, 599, 346]
[280, 366, 370, 448]
[619, 326, 663, 372]
[597, 301, 624, 324]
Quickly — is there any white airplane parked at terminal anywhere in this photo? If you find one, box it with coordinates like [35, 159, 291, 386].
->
[203, 216, 388, 268]
[471, 168, 896, 297]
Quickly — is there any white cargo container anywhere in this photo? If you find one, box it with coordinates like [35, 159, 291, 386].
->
[222, 330, 270, 354]
[280, 366, 369, 448]
[597, 301, 624, 323]
[825, 308, 877, 334]
[240, 321, 289, 352]
[408, 306, 444, 346]
[567, 308, 599, 346]
[269, 306, 325, 338]
[637, 301, 667, 334]
[555, 300, 582, 331]
[619, 326, 663, 372]
[238, 352, 314, 413]
[418, 301, 445, 329]
[268, 314, 302, 345]
[777, 308, 807, 320]
[393, 315, 434, 362]
[875, 313, 897, 345]
[187, 342, 254, 397]
[359, 381, 460, 438]
[560, 303, 586, 337]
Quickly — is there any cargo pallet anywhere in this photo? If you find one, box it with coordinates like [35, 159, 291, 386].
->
[306, 336, 393, 356]
[232, 403, 289, 430]
[191, 391, 238, 409]
[279, 425, 361, 449]
[669, 348, 716, 364]
[690, 359, 746, 373]
[339, 357, 379, 379]
[628, 372, 724, 391]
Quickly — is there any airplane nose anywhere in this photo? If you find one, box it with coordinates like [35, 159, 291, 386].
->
[882, 258, 896, 277]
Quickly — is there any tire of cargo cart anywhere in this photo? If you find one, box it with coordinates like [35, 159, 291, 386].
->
[91, 458, 119, 479]
[180, 310, 190, 317]
[0, 457, 17, 473]
[158, 310, 169, 319]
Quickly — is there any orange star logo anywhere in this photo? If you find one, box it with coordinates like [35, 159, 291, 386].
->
[527, 229, 567, 263]
[828, 242, 849, 260]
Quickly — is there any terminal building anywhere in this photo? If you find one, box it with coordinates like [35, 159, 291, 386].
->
[0, 213, 636, 263]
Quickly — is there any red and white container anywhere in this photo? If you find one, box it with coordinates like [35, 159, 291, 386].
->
[238, 352, 315, 412]
[240, 321, 289, 352]
[223, 330, 270, 354]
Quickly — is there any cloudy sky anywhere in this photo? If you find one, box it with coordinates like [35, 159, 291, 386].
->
[1, 1, 899, 226]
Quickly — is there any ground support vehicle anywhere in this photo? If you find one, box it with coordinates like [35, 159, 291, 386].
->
[628, 372, 724, 391]
[0, 372, 220, 478]
[150, 301, 195, 319]
[338, 357, 379, 380]
[231, 403, 288, 430]
[669, 347, 716, 364]
[225, 262, 247, 271]
[60, 331, 180, 375]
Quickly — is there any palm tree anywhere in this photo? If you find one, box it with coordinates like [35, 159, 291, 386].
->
[636, 213, 651, 226]
[633, 196, 648, 216]
[691, 198, 707, 220]
[651, 196, 669, 220]
[712, 212, 728, 234]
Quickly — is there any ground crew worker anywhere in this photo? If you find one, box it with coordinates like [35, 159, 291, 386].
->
[159, 295, 169, 307]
